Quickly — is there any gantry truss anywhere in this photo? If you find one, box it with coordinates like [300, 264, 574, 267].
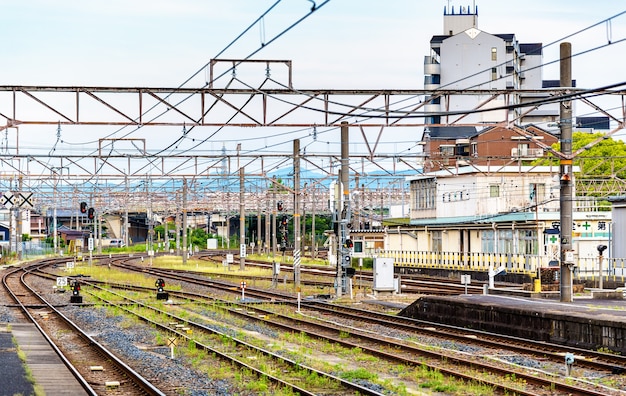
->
[0, 59, 624, 212]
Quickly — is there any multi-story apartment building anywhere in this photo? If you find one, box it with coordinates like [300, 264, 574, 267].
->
[423, 4, 562, 128]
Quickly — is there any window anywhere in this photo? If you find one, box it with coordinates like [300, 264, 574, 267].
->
[440, 145, 455, 157]
[498, 229, 514, 254]
[491, 67, 497, 81]
[481, 230, 495, 253]
[519, 230, 537, 255]
[491, 47, 497, 61]
[489, 184, 500, 198]
[455, 143, 470, 156]
[432, 230, 442, 252]
[412, 178, 436, 210]
[529, 183, 545, 202]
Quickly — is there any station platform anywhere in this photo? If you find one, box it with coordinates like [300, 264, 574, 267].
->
[399, 292, 626, 354]
[0, 322, 90, 395]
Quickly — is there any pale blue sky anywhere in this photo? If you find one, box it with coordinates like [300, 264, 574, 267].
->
[0, 1, 625, 170]
[2, 1, 624, 88]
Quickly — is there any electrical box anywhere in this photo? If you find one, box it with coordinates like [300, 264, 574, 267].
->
[373, 257, 395, 291]
[206, 238, 218, 250]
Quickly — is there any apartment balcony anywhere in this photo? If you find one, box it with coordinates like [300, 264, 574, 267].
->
[511, 147, 544, 158]
[424, 56, 441, 75]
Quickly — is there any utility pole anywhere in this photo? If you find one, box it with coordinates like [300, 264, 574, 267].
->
[336, 121, 351, 298]
[265, 187, 271, 255]
[240, 167, 246, 270]
[559, 42, 574, 303]
[311, 185, 316, 259]
[293, 139, 301, 288]
[182, 178, 188, 265]
[272, 176, 277, 258]
[256, 191, 261, 255]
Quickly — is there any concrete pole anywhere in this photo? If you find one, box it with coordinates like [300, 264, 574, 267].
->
[182, 178, 188, 265]
[164, 213, 169, 252]
[336, 121, 350, 297]
[293, 139, 301, 288]
[311, 186, 316, 259]
[239, 167, 246, 270]
[265, 190, 271, 254]
[559, 42, 574, 303]
[257, 197, 261, 255]
[272, 176, 277, 258]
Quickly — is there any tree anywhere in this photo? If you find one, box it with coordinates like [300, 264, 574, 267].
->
[536, 131, 626, 198]
[570, 132, 626, 179]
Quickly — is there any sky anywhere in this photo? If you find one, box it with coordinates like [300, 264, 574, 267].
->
[0, 0, 625, 188]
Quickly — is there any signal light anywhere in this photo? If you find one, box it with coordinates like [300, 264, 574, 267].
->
[277, 201, 284, 211]
[344, 239, 353, 248]
[155, 278, 165, 292]
[80, 202, 87, 213]
[87, 207, 95, 220]
[72, 281, 81, 295]
[281, 216, 288, 226]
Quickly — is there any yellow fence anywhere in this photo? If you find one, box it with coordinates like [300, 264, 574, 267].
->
[382, 250, 626, 282]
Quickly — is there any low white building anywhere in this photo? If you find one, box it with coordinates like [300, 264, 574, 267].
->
[378, 166, 611, 273]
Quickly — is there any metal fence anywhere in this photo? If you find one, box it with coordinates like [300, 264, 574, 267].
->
[382, 250, 626, 282]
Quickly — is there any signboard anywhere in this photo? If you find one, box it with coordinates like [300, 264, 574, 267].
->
[56, 277, 68, 287]
[461, 274, 471, 285]
[88, 237, 94, 251]
[66, 261, 75, 269]
[226, 254, 234, 263]
[240, 243, 246, 258]
[0, 192, 33, 209]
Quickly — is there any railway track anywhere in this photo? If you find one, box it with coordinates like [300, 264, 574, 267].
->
[2, 258, 166, 396]
[7, 253, 626, 395]
[85, 256, 626, 395]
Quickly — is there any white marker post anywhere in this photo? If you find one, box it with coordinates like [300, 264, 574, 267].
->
[167, 337, 177, 359]
[297, 289, 301, 314]
[461, 274, 471, 295]
[240, 281, 246, 301]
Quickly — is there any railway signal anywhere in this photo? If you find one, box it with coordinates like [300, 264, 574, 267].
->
[80, 201, 87, 213]
[155, 278, 168, 300]
[87, 207, 95, 220]
[70, 280, 82, 303]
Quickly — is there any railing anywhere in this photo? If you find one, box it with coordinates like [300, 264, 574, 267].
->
[382, 250, 542, 274]
[511, 147, 544, 158]
[382, 250, 626, 281]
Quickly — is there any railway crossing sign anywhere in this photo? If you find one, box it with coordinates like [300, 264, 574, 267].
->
[0, 192, 33, 209]
[167, 336, 178, 359]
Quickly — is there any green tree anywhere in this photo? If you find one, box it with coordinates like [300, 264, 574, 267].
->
[570, 132, 626, 179]
[536, 131, 626, 198]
